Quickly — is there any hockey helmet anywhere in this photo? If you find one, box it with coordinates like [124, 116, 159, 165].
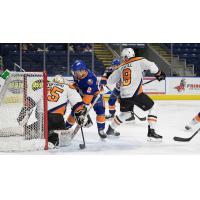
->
[71, 60, 88, 79]
[121, 48, 135, 61]
[111, 59, 120, 66]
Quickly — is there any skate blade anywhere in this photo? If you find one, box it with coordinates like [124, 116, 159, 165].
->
[147, 137, 162, 142]
[99, 137, 107, 142]
[107, 134, 120, 139]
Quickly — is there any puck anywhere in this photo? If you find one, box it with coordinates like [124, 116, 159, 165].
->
[79, 144, 85, 149]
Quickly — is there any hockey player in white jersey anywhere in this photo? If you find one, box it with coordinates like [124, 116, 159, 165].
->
[106, 48, 166, 140]
[17, 75, 89, 146]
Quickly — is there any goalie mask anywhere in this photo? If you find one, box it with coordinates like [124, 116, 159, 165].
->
[53, 75, 65, 84]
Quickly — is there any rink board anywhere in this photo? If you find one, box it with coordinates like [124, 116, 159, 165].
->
[104, 76, 200, 100]
[5, 76, 200, 101]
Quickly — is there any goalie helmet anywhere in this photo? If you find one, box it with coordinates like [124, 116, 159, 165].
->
[121, 48, 135, 62]
[53, 75, 65, 84]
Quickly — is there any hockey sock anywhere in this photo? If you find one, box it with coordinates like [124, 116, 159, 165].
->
[96, 115, 105, 131]
[147, 104, 158, 130]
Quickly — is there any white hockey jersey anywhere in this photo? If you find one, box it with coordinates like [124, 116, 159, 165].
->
[107, 57, 159, 98]
[29, 81, 82, 115]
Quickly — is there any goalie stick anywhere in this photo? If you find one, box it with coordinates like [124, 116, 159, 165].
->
[105, 85, 146, 121]
[173, 127, 200, 142]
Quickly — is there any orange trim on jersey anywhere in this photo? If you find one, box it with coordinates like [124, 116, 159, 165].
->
[138, 84, 143, 95]
[121, 57, 144, 66]
[83, 94, 94, 105]
[52, 105, 66, 115]
[66, 115, 76, 125]
[96, 115, 105, 123]
[194, 115, 200, 122]
[109, 105, 116, 110]
[114, 117, 121, 125]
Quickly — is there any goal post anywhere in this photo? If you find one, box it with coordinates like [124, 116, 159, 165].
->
[0, 70, 49, 152]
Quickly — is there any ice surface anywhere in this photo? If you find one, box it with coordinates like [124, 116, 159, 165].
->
[2, 100, 200, 154]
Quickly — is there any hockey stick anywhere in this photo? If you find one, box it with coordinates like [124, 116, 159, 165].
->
[142, 78, 157, 86]
[133, 113, 146, 121]
[105, 85, 146, 121]
[71, 93, 101, 146]
[79, 126, 86, 149]
[173, 127, 200, 142]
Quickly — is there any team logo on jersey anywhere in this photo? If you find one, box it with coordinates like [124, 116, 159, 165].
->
[174, 78, 186, 92]
[8, 80, 23, 94]
[87, 79, 93, 85]
[32, 79, 43, 91]
[87, 87, 92, 93]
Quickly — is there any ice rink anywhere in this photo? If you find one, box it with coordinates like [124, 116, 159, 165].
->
[46, 100, 200, 155]
[2, 100, 200, 154]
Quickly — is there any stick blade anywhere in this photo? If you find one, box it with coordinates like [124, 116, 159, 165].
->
[173, 136, 191, 142]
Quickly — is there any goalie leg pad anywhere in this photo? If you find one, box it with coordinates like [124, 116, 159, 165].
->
[48, 131, 59, 146]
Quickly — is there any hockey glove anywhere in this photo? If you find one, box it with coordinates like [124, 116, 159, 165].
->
[17, 107, 33, 127]
[99, 78, 107, 91]
[74, 105, 87, 126]
[17, 97, 36, 127]
[154, 70, 166, 81]
[74, 105, 93, 128]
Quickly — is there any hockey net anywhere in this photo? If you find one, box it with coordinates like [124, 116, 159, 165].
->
[0, 71, 48, 152]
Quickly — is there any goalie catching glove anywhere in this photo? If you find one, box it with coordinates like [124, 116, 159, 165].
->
[74, 104, 93, 128]
[154, 70, 166, 81]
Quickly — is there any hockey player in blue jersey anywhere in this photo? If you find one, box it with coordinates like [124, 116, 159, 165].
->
[65, 60, 108, 139]
[99, 59, 135, 121]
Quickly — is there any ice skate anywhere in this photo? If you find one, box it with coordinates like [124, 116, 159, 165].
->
[185, 119, 197, 131]
[147, 125, 162, 141]
[98, 130, 107, 139]
[106, 125, 120, 137]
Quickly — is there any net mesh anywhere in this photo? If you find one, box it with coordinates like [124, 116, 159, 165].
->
[0, 72, 48, 152]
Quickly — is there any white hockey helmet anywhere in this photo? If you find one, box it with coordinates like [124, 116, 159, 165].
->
[121, 48, 135, 61]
